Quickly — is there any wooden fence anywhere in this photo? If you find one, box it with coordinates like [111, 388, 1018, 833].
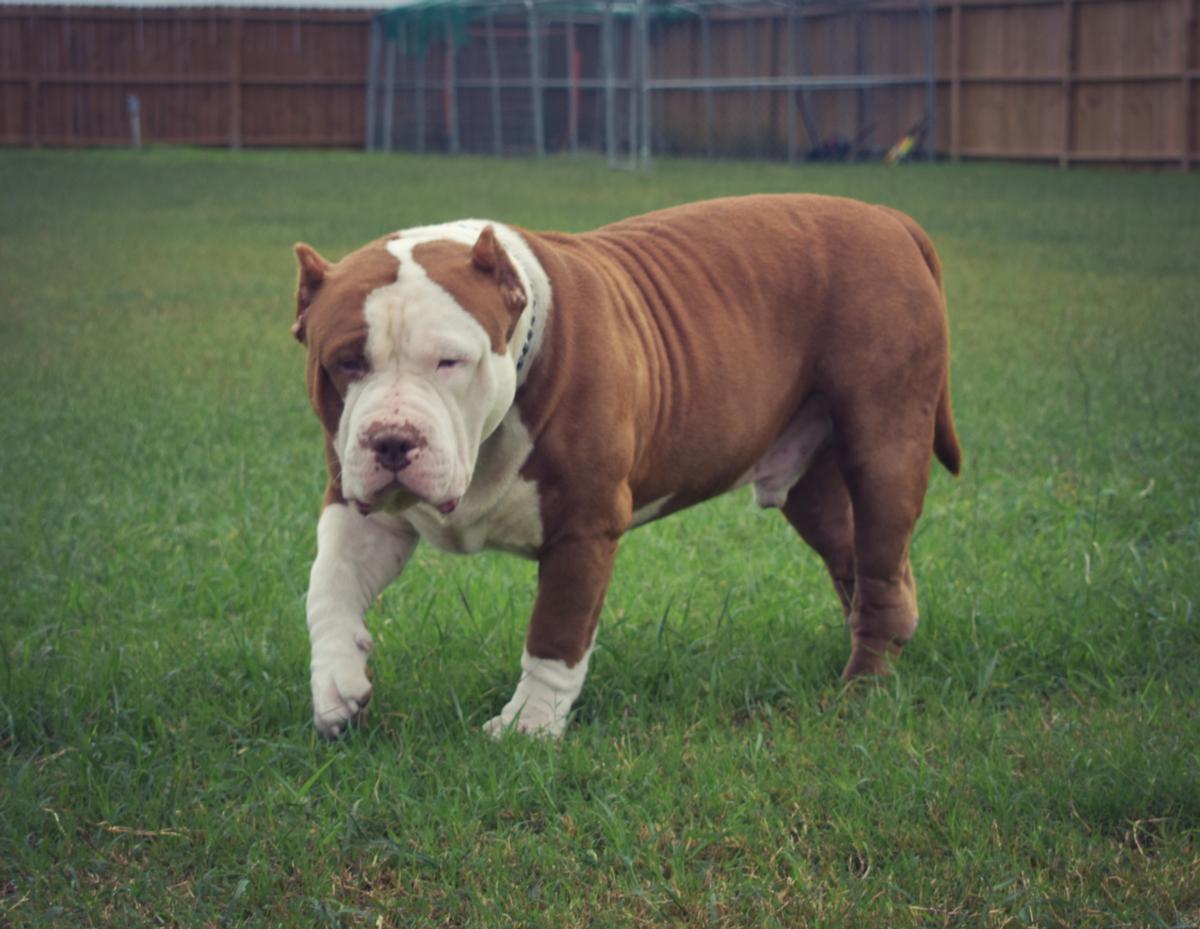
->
[0, 7, 371, 147]
[0, 0, 1195, 167]
[945, 0, 1197, 167]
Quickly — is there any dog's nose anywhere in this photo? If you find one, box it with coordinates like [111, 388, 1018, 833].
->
[372, 433, 415, 471]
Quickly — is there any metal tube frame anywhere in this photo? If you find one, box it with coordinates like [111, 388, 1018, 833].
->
[487, 11, 502, 156]
[365, 17, 381, 151]
[527, 1, 545, 157]
[370, 0, 939, 170]
[446, 13, 460, 154]
[382, 32, 396, 153]
[637, 0, 650, 167]
[604, 0, 617, 166]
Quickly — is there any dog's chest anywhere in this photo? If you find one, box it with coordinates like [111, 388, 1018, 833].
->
[407, 479, 541, 557]
[401, 415, 543, 558]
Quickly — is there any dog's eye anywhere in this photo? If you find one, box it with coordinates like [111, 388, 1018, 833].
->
[335, 357, 367, 376]
[437, 358, 464, 371]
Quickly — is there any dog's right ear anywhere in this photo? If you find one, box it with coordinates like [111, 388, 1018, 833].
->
[293, 243, 330, 344]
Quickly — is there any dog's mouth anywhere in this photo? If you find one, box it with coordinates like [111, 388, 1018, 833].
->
[352, 485, 460, 518]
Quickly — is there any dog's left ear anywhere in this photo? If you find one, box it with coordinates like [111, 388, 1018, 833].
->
[293, 243, 330, 344]
[471, 225, 527, 319]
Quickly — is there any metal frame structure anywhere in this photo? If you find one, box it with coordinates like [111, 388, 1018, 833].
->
[365, 0, 938, 166]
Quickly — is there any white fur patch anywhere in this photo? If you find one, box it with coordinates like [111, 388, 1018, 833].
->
[307, 503, 417, 737]
[335, 240, 510, 509]
[397, 411, 543, 556]
[484, 646, 593, 739]
[334, 220, 551, 523]
[346, 221, 550, 555]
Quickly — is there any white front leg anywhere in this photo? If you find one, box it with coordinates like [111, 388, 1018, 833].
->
[306, 503, 417, 737]
[484, 646, 593, 740]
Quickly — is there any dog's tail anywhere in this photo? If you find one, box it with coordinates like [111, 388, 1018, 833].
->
[879, 206, 962, 476]
[934, 376, 962, 476]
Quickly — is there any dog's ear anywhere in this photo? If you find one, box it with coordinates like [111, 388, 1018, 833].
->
[293, 243, 330, 344]
[471, 225, 527, 318]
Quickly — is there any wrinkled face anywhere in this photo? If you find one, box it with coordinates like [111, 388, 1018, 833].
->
[294, 223, 528, 514]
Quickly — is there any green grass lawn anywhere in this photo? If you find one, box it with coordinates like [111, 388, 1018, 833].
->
[1, 148, 1198, 928]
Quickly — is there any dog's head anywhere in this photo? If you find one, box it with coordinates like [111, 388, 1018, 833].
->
[293, 223, 533, 515]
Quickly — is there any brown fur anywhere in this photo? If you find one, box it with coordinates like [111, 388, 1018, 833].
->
[509, 195, 960, 675]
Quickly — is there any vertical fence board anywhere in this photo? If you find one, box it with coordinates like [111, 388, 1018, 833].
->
[229, 12, 241, 148]
[1061, 0, 1074, 165]
[1184, 0, 1196, 166]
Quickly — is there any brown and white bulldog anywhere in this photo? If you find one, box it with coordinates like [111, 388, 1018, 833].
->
[292, 195, 961, 739]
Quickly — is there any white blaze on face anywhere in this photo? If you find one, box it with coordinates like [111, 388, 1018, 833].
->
[334, 226, 519, 510]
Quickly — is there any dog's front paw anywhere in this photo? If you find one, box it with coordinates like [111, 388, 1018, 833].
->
[484, 650, 590, 740]
[483, 699, 568, 740]
[311, 637, 373, 738]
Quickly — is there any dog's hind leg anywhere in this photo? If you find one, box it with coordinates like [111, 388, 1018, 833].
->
[829, 394, 934, 681]
[780, 447, 856, 618]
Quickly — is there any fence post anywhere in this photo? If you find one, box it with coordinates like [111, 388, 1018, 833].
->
[950, 0, 961, 161]
[1060, 0, 1075, 168]
[1181, 0, 1194, 169]
[924, 0, 935, 161]
[23, 13, 37, 147]
[230, 11, 243, 149]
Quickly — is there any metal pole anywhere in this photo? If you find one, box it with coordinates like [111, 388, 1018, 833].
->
[852, 5, 864, 161]
[701, 5, 713, 159]
[446, 13, 460, 154]
[365, 17, 381, 151]
[382, 34, 396, 153]
[785, 3, 796, 164]
[628, 14, 638, 165]
[604, 0, 616, 167]
[747, 10, 761, 158]
[126, 94, 142, 149]
[637, 0, 650, 167]
[487, 10, 502, 156]
[568, 15, 579, 155]
[625, 15, 636, 166]
[527, 0, 545, 157]
[416, 50, 427, 153]
[794, 5, 820, 155]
